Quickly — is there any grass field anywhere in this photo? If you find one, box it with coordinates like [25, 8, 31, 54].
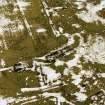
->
[0, 0, 105, 105]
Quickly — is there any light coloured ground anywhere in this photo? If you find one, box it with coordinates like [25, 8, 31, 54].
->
[0, 0, 105, 105]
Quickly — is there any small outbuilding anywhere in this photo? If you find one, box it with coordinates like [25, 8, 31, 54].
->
[14, 62, 28, 72]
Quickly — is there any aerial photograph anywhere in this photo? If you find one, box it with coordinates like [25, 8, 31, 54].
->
[0, 0, 105, 105]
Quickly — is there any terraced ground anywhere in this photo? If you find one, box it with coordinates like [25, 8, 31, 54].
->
[0, 0, 105, 105]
